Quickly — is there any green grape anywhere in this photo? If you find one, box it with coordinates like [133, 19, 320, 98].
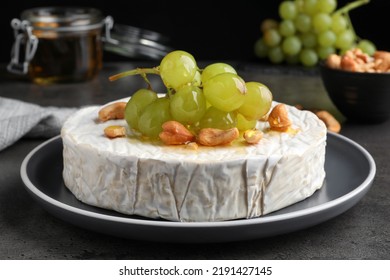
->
[279, 20, 296, 37]
[138, 97, 172, 139]
[335, 29, 355, 49]
[159, 50, 197, 90]
[294, 13, 312, 33]
[193, 70, 201, 87]
[238, 82, 273, 121]
[300, 32, 317, 48]
[282, 35, 302, 56]
[237, 113, 257, 131]
[295, 0, 305, 12]
[254, 38, 269, 58]
[268, 46, 285, 64]
[198, 106, 237, 130]
[312, 13, 332, 33]
[303, 0, 318, 15]
[170, 85, 206, 125]
[125, 88, 158, 131]
[317, 46, 336, 60]
[357, 39, 376, 56]
[263, 28, 282, 47]
[318, 30, 336, 47]
[331, 14, 348, 34]
[260, 19, 279, 33]
[279, 1, 298, 20]
[300, 48, 318, 66]
[256, 0, 371, 67]
[203, 73, 246, 112]
[201, 63, 237, 85]
[316, 0, 336, 13]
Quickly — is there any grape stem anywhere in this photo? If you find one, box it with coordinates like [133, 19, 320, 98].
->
[345, 12, 360, 41]
[334, 0, 370, 47]
[334, 0, 370, 15]
[109, 66, 176, 95]
[109, 67, 160, 82]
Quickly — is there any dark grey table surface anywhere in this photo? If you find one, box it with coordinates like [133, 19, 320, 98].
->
[0, 62, 389, 259]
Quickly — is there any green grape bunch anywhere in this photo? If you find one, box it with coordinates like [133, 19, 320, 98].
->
[254, 0, 376, 66]
[109, 50, 273, 140]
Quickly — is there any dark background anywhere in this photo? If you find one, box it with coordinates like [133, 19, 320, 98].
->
[1, 0, 389, 63]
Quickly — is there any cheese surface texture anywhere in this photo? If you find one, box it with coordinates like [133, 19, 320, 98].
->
[61, 99, 327, 222]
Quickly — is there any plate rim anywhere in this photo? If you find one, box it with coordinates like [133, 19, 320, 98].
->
[20, 132, 376, 229]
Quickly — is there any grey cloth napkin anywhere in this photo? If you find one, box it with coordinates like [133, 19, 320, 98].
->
[0, 97, 78, 151]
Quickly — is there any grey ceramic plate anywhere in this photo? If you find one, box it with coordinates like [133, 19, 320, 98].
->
[20, 133, 376, 243]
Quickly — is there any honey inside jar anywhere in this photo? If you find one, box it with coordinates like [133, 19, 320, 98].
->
[21, 7, 105, 84]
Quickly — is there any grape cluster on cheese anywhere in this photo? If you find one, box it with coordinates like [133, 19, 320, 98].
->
[109, 50, 273, 142]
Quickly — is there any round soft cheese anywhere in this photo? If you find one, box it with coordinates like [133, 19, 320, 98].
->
[61, 99, 327, 222]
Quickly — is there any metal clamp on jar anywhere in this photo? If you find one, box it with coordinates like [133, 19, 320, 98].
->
[7, 7, 117, 84]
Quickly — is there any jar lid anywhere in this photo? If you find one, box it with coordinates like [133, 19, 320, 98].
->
[21, 7, 104, 31]
[104, 24, 174, 60]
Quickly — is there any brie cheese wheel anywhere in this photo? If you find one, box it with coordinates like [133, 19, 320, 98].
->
[61, 99, 327, 222]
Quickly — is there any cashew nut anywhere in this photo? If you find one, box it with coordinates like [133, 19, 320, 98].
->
[197, 127, 239, 146]
[98, 102, 127, 122]
[268, 103, 292, 132]
[159, 121, 195, 145]
[243, 129, 263, 144]
[326, 48, 390, 73]
[315, 110, 341, 133]
[104, 125, 126, 138]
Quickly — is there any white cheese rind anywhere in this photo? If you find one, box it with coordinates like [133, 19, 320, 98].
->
[61, 99, 327, 222]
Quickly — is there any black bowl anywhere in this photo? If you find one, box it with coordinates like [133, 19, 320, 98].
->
[319, 61, 390, 123]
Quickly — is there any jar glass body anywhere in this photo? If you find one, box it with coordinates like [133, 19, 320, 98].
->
[21, 7, 104, 84]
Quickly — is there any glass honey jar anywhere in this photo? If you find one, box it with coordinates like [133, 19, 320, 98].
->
[7, 7, 116, 84]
